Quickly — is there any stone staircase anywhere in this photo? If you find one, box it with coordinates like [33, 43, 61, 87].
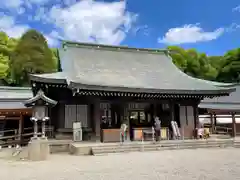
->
[209, 134, 232, 139]
[70, 139, 236, 156]
[233, 138, 240, 148]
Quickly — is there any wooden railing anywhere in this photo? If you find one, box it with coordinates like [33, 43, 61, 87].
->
[0, 126, 54, 147]
[214, 126, 232, 135]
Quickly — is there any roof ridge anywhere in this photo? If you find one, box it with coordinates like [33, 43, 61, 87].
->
[62, 40, 168, 54]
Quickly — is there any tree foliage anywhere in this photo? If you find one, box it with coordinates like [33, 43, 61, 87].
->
[168, 46, 240, 83]
[9, 29, 57, 85]
[0, 29, 239, 86]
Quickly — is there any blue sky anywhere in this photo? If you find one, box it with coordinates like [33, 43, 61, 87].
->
[0, 0, 240, 55]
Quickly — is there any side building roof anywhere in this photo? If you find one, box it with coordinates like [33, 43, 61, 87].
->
[30, 41, 235, 96]
[0, 86, 33, 109]
[199, 85, 240, 110]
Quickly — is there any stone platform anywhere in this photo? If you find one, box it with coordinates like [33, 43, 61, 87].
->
[3, 138, 240, 158]
[68, 138, 240, 156]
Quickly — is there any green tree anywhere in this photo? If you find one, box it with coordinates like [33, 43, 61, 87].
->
[0, 31, 19, 83]
[9, 29, 57, 86]
[217, 48, 240, 83]
[169, 46, 218, 80]
[168, 46, 188, 72]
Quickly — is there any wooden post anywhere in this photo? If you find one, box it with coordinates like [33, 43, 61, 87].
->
[232, 112, 236, 137]
[193, 104, 199, 129]
[169, 101, 175, 122]
[214, 113, 217, 127]
[18, 113, 23, 142]
[210, 113, 214, 133]
[193, 104, 199, 139]
[94, 100, 101, 141]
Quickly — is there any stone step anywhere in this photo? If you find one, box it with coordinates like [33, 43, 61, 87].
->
[97, 140, 230, 146]
[91, 141, 233, 150]
[91, 142, 234, 155]
[92, 144, 233, 156]
[210, 134, 232, 139]
[68, 139, 236, 156]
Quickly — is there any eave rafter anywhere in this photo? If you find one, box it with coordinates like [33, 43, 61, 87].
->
[32, 82, 230, 100]
[72, 89, 223, 99]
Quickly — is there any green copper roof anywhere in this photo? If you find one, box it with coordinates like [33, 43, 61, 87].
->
[194, 79, 236, 87]
[199, 85, 240, 110]
[0, 86, 33, 100]
[30, 42, 235, 95]
[0, 86, 33, 109]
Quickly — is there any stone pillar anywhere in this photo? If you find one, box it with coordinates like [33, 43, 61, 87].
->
[42, 117, 49, 138]
[28, 138, 49, 161]
[31, 117, 38, 138]
[232, 112, 236, 137]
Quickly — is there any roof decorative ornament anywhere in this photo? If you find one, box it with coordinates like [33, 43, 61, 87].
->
[23, 89, 57, 107]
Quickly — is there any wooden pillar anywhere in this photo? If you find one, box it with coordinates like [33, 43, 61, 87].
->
[210, 113, 214, 133]
[94, 100, 101, 140]
[193, 104, 199, 129]
[169, 101, 175, 122]
[231, 112, 236, 137]
[214, 113, 217, 126]
[18, 113, 23, 143]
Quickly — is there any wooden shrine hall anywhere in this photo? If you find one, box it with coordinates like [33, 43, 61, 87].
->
[0, 86, 33, 145]
[199, 85, 240, 137]
[28, 41, 235, 142]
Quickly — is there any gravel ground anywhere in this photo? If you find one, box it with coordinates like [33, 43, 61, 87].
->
[1, 148, 240, 180]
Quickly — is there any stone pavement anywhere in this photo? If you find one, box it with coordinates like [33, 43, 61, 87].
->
[1, 148, 240, 180]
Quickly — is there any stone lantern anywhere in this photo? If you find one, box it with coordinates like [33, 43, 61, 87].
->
[24, 89, 57, 139]
[23, 89, 57, 161]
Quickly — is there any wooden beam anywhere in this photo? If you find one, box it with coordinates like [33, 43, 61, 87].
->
[0, 108, 32, 115]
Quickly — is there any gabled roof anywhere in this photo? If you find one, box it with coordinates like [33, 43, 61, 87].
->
[199, 85, 240, 110]
[24, 90, 57, 107]
[30, 41, 235, 95]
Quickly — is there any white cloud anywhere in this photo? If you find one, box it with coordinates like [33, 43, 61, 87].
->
[225, 23, 240, 32]
[0, 0, 138, 46]
[232, 5, 240, 12]
[46, 0, 137, 45]
[44, 30, 63, 47]
[0, 16, 29, 38]
[28, 0, 49, 4]
[45, 35, 58, 47]
[0, 0, 23, 9]
[158, 24, 224, 45]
